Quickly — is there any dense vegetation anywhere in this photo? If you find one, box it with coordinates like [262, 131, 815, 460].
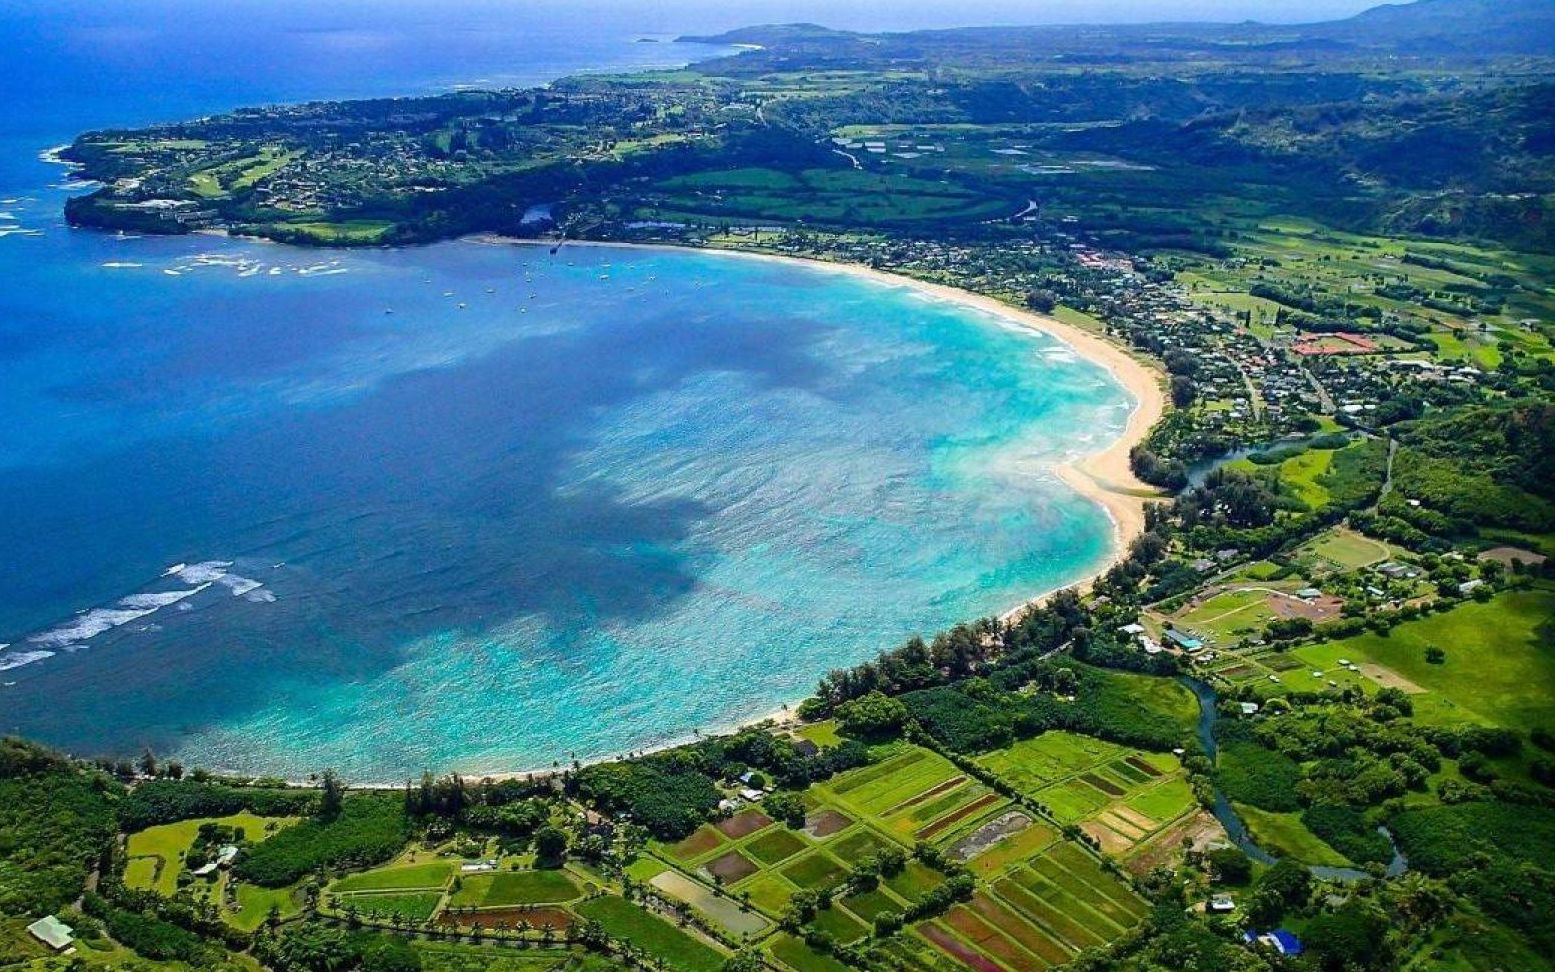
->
[235, 795, 409, 887]
[119, 779, 319, 832]
[0, 739, 118, 915]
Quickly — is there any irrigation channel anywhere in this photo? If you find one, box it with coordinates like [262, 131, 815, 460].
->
[1180, 676, 1408, 882]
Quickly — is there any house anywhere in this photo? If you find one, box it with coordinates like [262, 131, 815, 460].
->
[26, 916, 74, 953]
[1208, 894, 1237, 913]
[1295, 588, 1322, 600]
[1458, 579, 1484, 595]
[460, 859, 499, 873]
[1244, 929, 1304, 956]
[739, 788, 765, 802]
[1118, 623, 1146, 636]
[1239, 702, 1260, 716]
[216, 845, 240, 868]
[792, 739, 820, 758]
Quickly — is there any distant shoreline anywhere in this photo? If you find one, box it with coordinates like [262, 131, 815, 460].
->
[340, 234, 1169, 788]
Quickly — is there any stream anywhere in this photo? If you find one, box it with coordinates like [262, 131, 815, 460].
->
[1180, 677, 1408, 882]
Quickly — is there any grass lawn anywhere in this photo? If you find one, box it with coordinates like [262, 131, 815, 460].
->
[1316, 587, 1555, 730]
[574, 896, 725, 972]
[123, 856, 159, 890]
[450, 870, 579, 907]
[277, 219, 394, 243]
[1099, 670, 1202, 736]
[1234, 804, 1350, 868]
[1174, 588, 1278, 644]
[332, 859, 453, 892]
[232, 882, 304, 931]
[795, 721, 842, 747]
[1232, 448, 1333, 510]
[1305, 528, 1394, 570]
[125, 812, 296, 896]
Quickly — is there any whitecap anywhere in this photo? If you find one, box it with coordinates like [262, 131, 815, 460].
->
[29, 607, 154, 647]
[117, 585, 209, 610]
[244, 589, 278, 603]
[175, 561, 232, 584]
[101, 261, 143, 269]
[0, 650, 54, 672]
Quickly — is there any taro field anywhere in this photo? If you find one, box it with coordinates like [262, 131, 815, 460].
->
[650, 788, 950, 946]
[916, 840, 1150, 971]
[974, 732, 1196, 858]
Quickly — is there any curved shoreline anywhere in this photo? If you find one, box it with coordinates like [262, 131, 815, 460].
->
[343, 234, 1169, 787]
[480, 236, 1167, 611]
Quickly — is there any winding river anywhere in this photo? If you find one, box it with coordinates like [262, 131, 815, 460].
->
[1181, 676, 1407, 882]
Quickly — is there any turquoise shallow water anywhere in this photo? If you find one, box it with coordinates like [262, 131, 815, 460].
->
[0, 236, 1127, 779]
[0, 1, 1129, 781]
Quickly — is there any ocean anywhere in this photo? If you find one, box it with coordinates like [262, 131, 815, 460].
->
[0, 0, 1128, 780]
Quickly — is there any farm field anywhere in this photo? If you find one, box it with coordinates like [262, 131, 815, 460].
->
[449, 870, 581, 908]
[574, 896, 726, 972]
[346, 891, 444, 923]
[910, 841, 1149, 970]
[975, 733, 1192, 857]
[648, 167, 1012, 228]
[649, 870, 769, 937]
[650, 745, 1005, 931]
[411, 942, 621, 972]
[332, 858, 454, 892]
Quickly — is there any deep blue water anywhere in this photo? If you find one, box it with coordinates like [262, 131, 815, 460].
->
[0, 1, 1132, 779]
